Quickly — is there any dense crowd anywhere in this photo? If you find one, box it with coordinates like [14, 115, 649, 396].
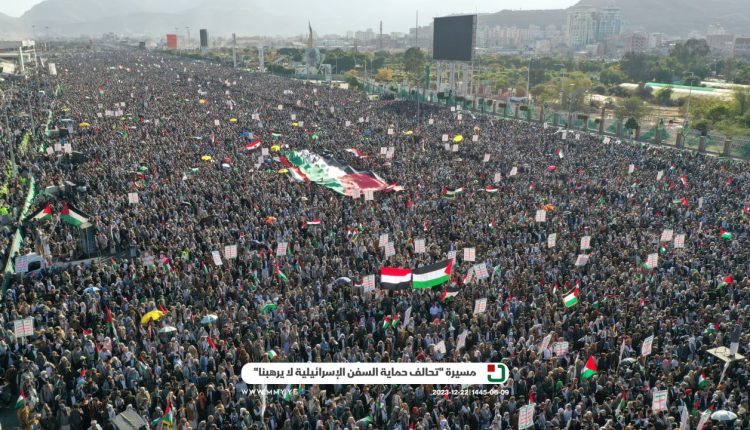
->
[1, 48, 749, 430]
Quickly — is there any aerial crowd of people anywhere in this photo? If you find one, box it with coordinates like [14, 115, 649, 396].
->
[0, 48, 748, 430]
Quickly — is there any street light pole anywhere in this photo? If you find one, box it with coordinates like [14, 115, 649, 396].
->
[684, 72, 694, 128]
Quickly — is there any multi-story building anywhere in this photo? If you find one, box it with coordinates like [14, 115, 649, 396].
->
[734, 38, 750, 60]
[624, 32, 649, 53]
[566, 6, 622, 49]
[707, 33, 735, 57]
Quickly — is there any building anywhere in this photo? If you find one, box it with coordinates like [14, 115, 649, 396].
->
[624, 32, 649, 53]
[734, 38, 750, 60]
[0, 40, 37, 75]
[707, 33, 734, 57]
[566, 6, 621, 49]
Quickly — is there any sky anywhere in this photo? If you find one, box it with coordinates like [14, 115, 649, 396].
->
[0, 0, 581, 18]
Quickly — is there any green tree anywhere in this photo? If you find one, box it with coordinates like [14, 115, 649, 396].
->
[403, 47, 426, 76]
[655, 88, 674, 106]
[670, 39, 710, 67]
[734, 88, 750, 116]
[615, 97, 649, 122]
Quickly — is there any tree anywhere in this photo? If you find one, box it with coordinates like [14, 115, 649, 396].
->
[734, 88, 750, 116]
[655, 88, 674, 106]
[670, 39, 710, 66]
[615, 97, 649, 122]
[374, 68, 394, 82]
[403, 47, 426, 76]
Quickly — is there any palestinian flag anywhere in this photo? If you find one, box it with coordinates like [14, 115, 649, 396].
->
[162, 399, 173, 429]
[274, 261, 288, 282]
[382, 315, 392, 329]
[443, 186, 464, 198]
[441, 285, 460, 301]
[380, 267, 412, 290]
[271, 132, 283, 140]
[306, 219, 321, 226]
[484, 186, 498, 193]
[563, 287, 579, 308]
[82, 328, 92, 337]
[581, 355, 597, 379]
[261, 303, 277, 313]
[392, 314, 400, 327]
[488, 220, 496, 229]
[706, 323, 718, 334]
[98, 86, 105, 96]
[25, 202, 52, 222]
[615, 391, 627, 415]
[105, 306, 116, 340]
[698, 372, 709, 388]
[720, 229, 733, 239]
[680, 175, 687, 187]
[61, 203, 90, 227]
[207, 336, 217, 351]
[15, 388, 26, 409]
[345, 148, 368, 158]
[555, 148, 564, 159]
[245, 139, 261, 150]
[412, 259, 452, 289]
[283, 150, 396, 195]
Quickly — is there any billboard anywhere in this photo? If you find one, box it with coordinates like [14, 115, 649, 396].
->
[432, 15, 476, 62]
[200, 29, 209, 49]
[166, 34, 178, 49]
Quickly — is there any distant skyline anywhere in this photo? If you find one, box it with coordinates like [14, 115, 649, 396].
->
[1, 0, 582, 21]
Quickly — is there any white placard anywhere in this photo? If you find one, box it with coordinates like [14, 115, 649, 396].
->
[224, 244, 238, 259]
[539, 333, 553, 354]
[350, 188, 361, 199]
[656, 170, 664, 181]
[278, 104, 283, 110]
[442, 134, 449, 142]
[535, 210, 547, 223]
[457, 330, 468, 351]
[214, 119, 220, 126]
[509, 167, 518, 177]
[428, 118, 434, 125]
[363, 274, 376, 293]
[345, 120, 351, 127]
[296, 100, 301, 106]
[628, 164, 635, 174]
[97, 112, 103, 118]
[548, 233, 557, 248]
[444, 143, 451, 151]
[414, 239, 426, 254]
[575, 254, 589, 266]
[447, 250, 457, 262]
[211, 250, 223, 266]
[291, 114, 296, 120]
[646, 253, 658, 269]
[473, 298, 487, 314]
[603, 136, 611, 144]
[474, 263, 489, 280]
[261, 148, 269, 156]
[403, 306, 412, 327]
[127, 192, 139, 204]
[364, 190, 374, 201]
[472, 135, 479, 142]
[387, 128, 394, 135]
[562, 131, 567, 140]
[276, 241, 288, 257]
[358, 117, 364, 123]
[378, 234, 389, 247]
[575, 133, 581, 140]
[380, 147, 387, 155]
[673, 234, 685, 249]
[553, 341, 569, 357]
[518, 405, 534, 430]
[652, 389, 668, 413]
[450, 106, 456, 112]
[580, 236, 591, 250]
[660, 229, 673, 242]
[698, 197, 704, 209]
[64, 143, 72, 154]
[493, 173, 502, 183]
[457, 114, 463, 120]
[13, 318, 34, 338]
[483, 154, 490, 162]
[463, 247, 476, 262]
[330, 106, 335, 113]
[451, 144, 459, 152]
[143, 255, 154, 267]
[384, 242, 395, 257]
[14, 255, 32, 273]
[46, 147, 54, 155]
[641, 334, 654, 357]
[434, 340, 446, 354]
[298, 121, 304, 127]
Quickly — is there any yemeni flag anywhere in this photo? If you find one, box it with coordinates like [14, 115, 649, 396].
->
[245, 139, 261, 150]
[484, 186, 499, 193]
[306, 219, 321, 226]
[698, 372, 709, 388]
[60, 203, 90, 227]
[412, 259, 452, 289]
[555, 148, 564, 159]
[274, 261, 288, 282]
[345, 148, 368, 158]
[563, 287, 579, 308]
[720, 229, 733, 239]
[25, 202, 53, 222]
[441, 285, 460, 301]
[581, 355, 597, 379]
[380, 267, 412, 290]
[15, 388, 26, 409]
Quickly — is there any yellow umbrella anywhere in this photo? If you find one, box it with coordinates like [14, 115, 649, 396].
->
[278, 168, 289, 174]
[544, 204, 556, 211]
[140, 310, 164, 325]
[453, 135, 464, 143]
[79, 122, 90, 128]
[201, 155, 212, 161]
[292, 122, 299, 127]
[229, 118, 238, 123]
[62, 108, 70, 112]
[271, 145, 281, 152]
[198, 99, 206, 105]
[403, 130, 414, 136]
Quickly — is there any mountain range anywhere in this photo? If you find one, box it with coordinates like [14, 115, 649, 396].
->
[0, 0, 748, 40]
